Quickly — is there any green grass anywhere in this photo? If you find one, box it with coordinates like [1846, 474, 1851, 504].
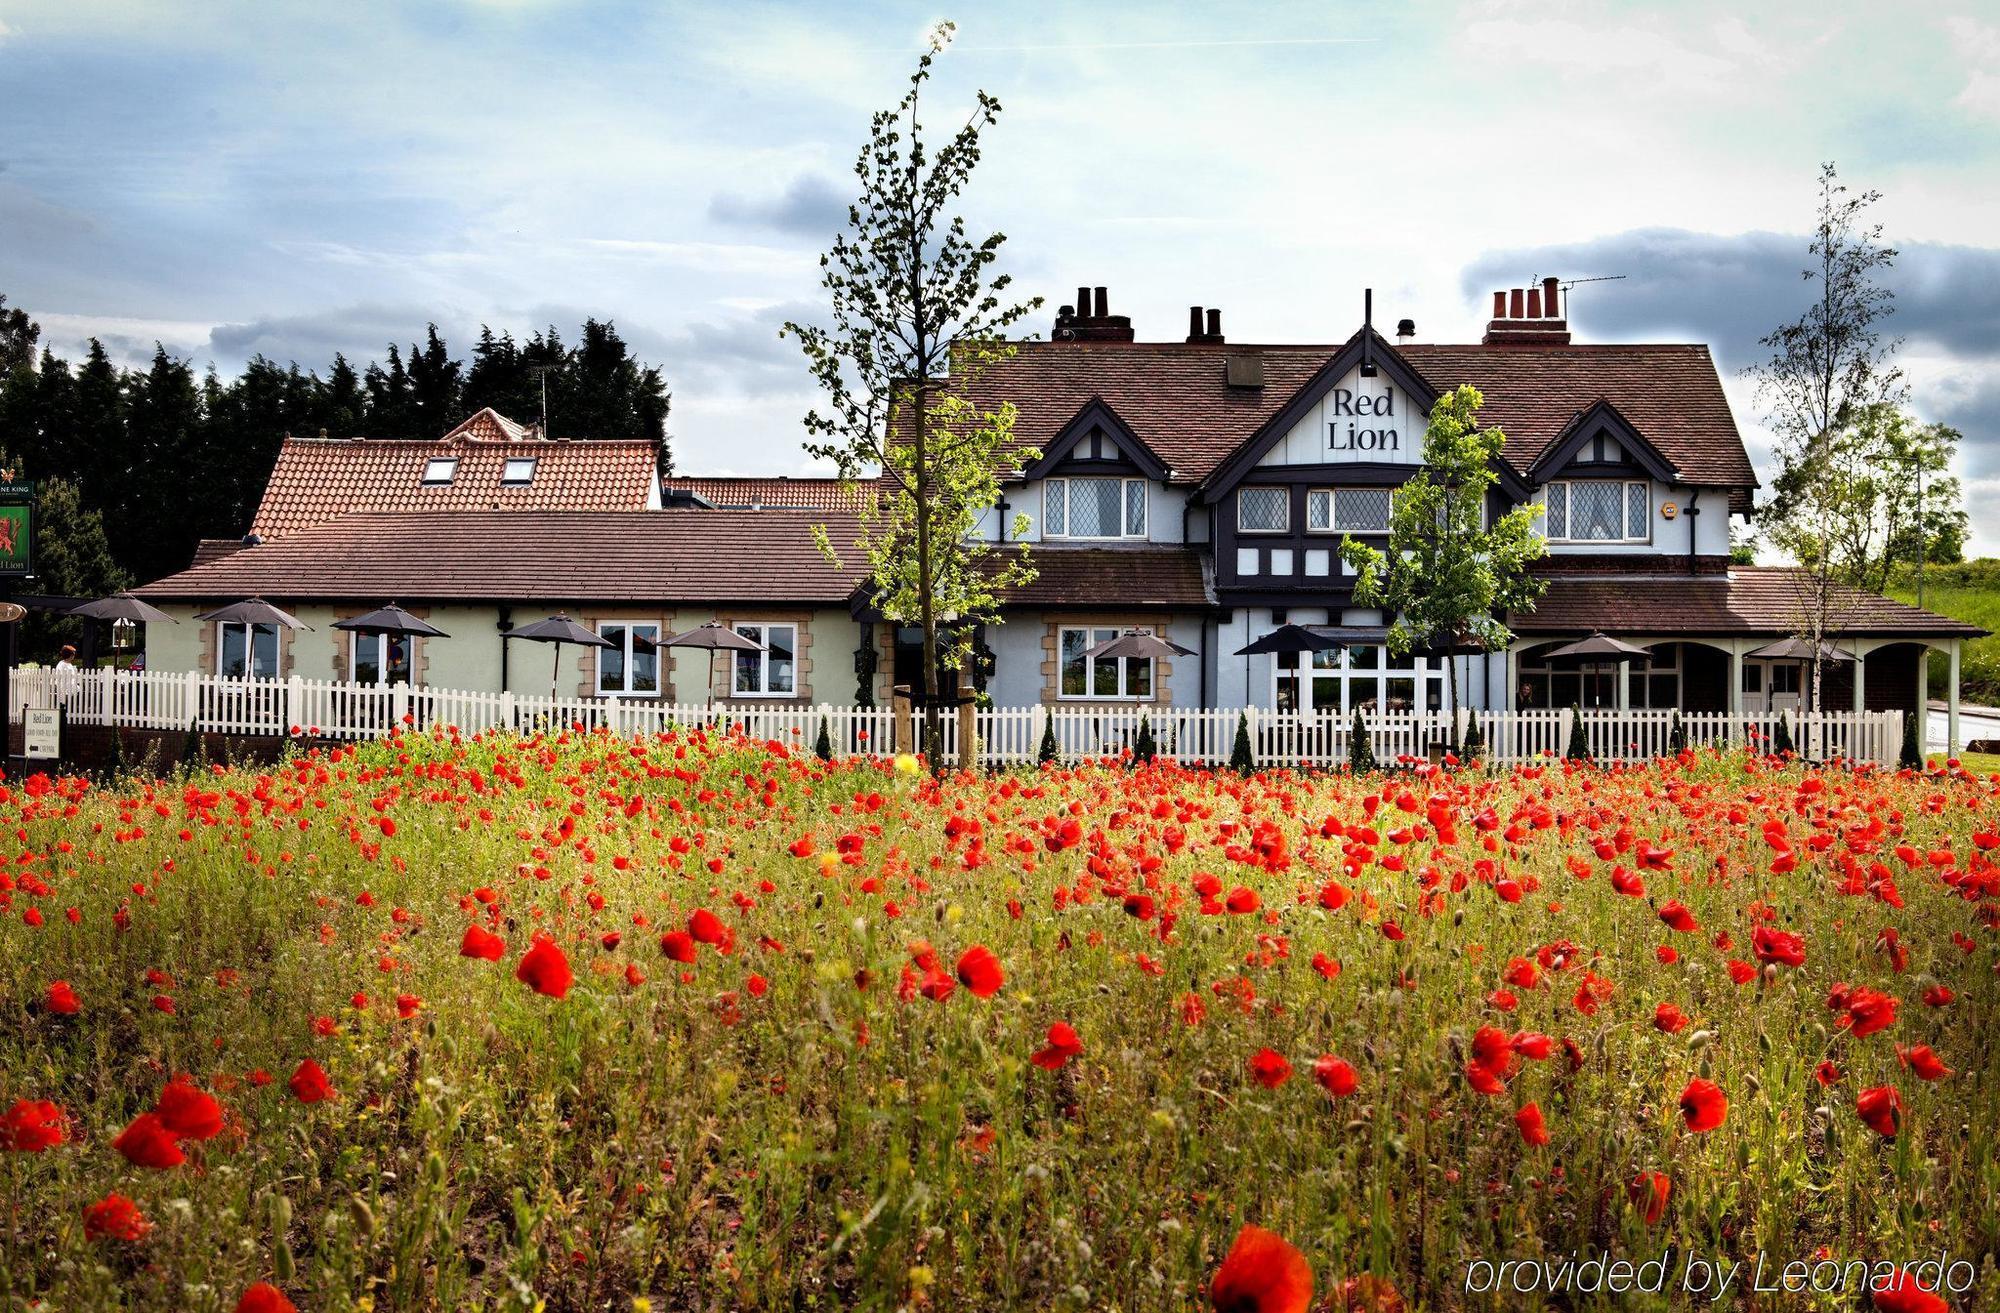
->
[1, 733, 1998, 1311]
[1887, 559, 2000, 703]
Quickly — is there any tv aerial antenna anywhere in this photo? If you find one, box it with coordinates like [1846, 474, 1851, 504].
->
[1553, 274, 1625, 319]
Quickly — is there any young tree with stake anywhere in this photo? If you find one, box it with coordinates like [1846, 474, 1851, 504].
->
[783, 22, 1040, 767]
[1339, 385, 1545, 745]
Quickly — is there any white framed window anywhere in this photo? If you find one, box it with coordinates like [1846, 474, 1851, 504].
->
[1043, 477, 1146, 539]
[422, 457, 458, 485]
[731, 623, 797, 697]
[1273, 644, 1443, 715]
[1059, 626, 1155, 700]
[216, 622, 279, 679]
[1517, 643, 1680, 709]
[351, 631, 414, 685]
[1236, 486, 1289, 533]
[1545, 480, 1649, 543]
[501, 456, 538, 486]
[597, 622, 661, 697]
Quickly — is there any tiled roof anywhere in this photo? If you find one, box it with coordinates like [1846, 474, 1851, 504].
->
[662, 476, 866, 512]
[953, 339, 1756, 491]
[999, 545, 1212, 609]
[1510, 566, 1985, 638]
[189, 538, 250, 568]
[140, 511, 866, 604]
[251, 434, 660, 538]
[442, 407, 540, 443]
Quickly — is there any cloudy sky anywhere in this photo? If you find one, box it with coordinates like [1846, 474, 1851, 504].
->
[4, 1, 1998, 548]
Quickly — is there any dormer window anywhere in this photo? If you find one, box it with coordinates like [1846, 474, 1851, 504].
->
[1044, 476, 1146, 539]
[422, 457, 459, 485]
[501, 457, 538, 486]
[1545, 479, 1650, 543]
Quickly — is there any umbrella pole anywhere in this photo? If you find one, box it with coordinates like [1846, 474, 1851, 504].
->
[552, 642, 561, 700]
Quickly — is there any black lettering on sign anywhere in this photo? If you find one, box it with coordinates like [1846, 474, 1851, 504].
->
[1329, 387, 1394, 418]
[1328, 422, 1400, 453]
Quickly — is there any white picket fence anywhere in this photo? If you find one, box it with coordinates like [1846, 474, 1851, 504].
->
[8, 667, 1905, 768]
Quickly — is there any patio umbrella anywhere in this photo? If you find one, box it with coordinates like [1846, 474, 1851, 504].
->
[660, 622, 764, 708]
[331, 603, 450, 640]
[194, 597, 309, 630]
[333, 604, 449, 687]
[1746, 636, 1855, 713]
[1233, 623, 1349, 656]
[1081, 629, 1197, 661]
[508, 612, 614, 697]
[1544, 632, 1651, 709]
[70, 592, 177, 672]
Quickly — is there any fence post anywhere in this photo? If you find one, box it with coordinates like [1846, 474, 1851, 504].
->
[893, 690, 914, 756]
[1558, 706, 1574, 755]
[499, 691, 515, 730]
[184, 670, 202, 733]
[391, 682, 410, 729]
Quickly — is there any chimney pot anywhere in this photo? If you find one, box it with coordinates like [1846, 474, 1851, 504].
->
[1189, 306, 1204, 338]
[1077, 285, 1091, 315]
[1206, 308, 1221, 337]
[1526, 288, 1542, 319]
[1542, 276, 1560, 318]
[1509, 288, 1525, 319]
[1396, 317, 1416, 342]
[1492, 290, 1507, 319]
[1093, 286, 1108, 318]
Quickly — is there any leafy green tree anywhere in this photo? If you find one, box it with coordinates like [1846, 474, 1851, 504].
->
[1461, 706, 1482, 763]
[783, 22, 1040, 767]
[1037, 708, 1058, 766]
[316, 353, 368, 437]
[406, 325, 465, 438]
[1565, 704, 1591, 762]
[1340, 384, 1547, 740]
[1230, 711, 1255, 775]
[1133, 714, 1156, 765]
[1347, 706, 1374, 773]
[1898, 707, 1921, 770]
[0, 294, 38, 375]
[0, 448, 131, 657]
[119, 347, 206, 583]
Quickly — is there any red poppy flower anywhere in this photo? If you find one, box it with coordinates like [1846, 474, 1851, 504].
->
[1514, 1101, 1550, 1146]
[111, 1112, 185, 1168]
[1313, 1054, 1358, 1097]
[1844, 987, 1899, 1038]
[1750, 926, 1805, 967]
[1856, 1084, 1902, 1138]
[44, 980, 80, 1015]
[1813, 1060, 1841, 1086]
[235, 1283, 299, 1313]
[1872, 1267, 1949, 1313]
[458, 924, 505, 961]
[1657, 900, 1697, 933]
[1209, 1223, 1312, 1313]
[2, 1098, 66, 1153]
[955, 945, 1004, 998]
[1897, 1044, 1951, 1081]
[288, 1059, 335, 1105]
[1653, 1002, 1689, 1034]
[515, 936, 573, 999]
[1225, 887, 1261, 914]
[688, 907, 729, 945]
[1031, 1022, 1083, 1070]
[83, 1192, 150, 1243]
[660, 930, 697, 963]
[1627, 1171, 1670, 1226]
[1249, 1048, 1292, 1089]
[154, 1079, 224, 1141]
[1677, 1077, 1727, 1133]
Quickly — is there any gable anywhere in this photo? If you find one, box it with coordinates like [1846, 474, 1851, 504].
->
[1526, 399, 1679, 484]
[1017, 398, 1171, 482]
[1198, 329, 1439, 501]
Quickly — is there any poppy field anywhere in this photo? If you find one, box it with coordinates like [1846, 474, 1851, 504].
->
[2, 728, 1998, 1312]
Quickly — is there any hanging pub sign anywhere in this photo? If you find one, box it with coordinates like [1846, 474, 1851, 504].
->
[0, 478, 33, 580]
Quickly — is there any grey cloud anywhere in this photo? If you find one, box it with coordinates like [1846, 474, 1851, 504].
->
[205, 305, 479, 372]
[707, 172, 849, 238]
[1462, 229, 2000, 373]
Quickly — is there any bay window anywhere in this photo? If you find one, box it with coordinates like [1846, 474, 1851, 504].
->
[216, 622, 279, 679]
[732, 622, 797, 697]
[1059, 626, 1154, 700]
[597, 622, 661, 696]
[1545, 480, 1650, 543]
[1044, 477, 1146, 539]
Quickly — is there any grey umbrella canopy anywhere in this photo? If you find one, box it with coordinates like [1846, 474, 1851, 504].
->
[509, 612, 616, 696]
[331, 603, 450, 640]
[1081, 629, 1198, 661]
[1543, 632, 1651, 709]
[70, 592, 177, 625]
[194, 597, 310, 630]
[1745, 637, 1856, 662]
[661, 622, 765, 708]
[1544, 632, 1651, 660]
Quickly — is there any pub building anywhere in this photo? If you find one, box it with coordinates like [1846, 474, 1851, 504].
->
[134, 279, 1981, 743]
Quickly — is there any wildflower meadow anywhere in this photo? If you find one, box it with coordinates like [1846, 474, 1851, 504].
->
[2, 726, 1997, 1312]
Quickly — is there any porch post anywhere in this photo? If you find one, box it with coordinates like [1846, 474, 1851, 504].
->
[1852, 644, 1866, 715]
[1504, 644, 1518, 712]
[1948, 640, 1961, 757]
[1727, 641, 1744, 717]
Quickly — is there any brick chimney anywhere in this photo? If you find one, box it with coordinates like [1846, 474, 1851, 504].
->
[1185, 305, 1225, 345]
[1053, 284, 1136, 343]
[1482, 275, 1571, 347]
